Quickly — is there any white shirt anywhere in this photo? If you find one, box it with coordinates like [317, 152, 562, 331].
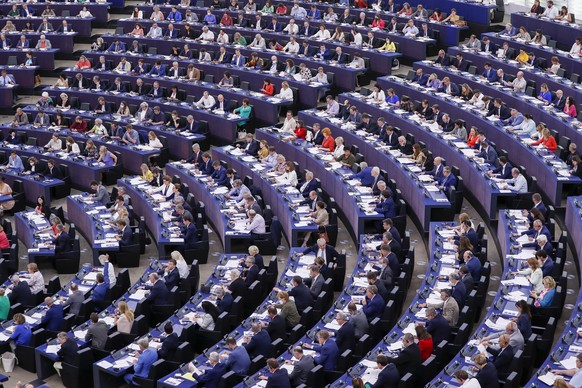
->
[281, 170, 298, 186]
[176, 259, 189, 279]
[460, 378, 481, 388]
[199, 31, 215, 41]
[283, 24, 299, 34]
[149, 138, 163, 148]
[147, 27, 162, 38]
[216, 33, 229, 44]
[247, 214, 266, 233]
[283, 41, 300, 53]
[275, 87, 293, 100]
[353, 33, 363, 46]
[281, 117, 296, 132]
[370, 90, 386, 103]
[250, 38, 265, 49]
[403, 25, 419, 37]
[69, 143, 81, 154]
[570, 42, 582, 54]
[542, 5, 558, 19]
[333, 144, 344, 159]
[27, 271, 44, 294]
[506, 174, 528, 193]
[312, 30, 330, 40]
[104, 262, 116, 286]
[514, 119, 537, 136]
[196, 95, 216, 108]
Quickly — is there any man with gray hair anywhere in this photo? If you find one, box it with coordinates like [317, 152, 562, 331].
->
[189, 351, 227, 385]
[419, 289, 459, 326]
[60, 283, 84, 315]
[480, 321, 524, 351]
[504, 167, 528, 193]
[226, 179, 250, 201]
[448, 272, 466, 308]
[216, 285, 233, 313]
[482, 333, 515, 380]
[8, 274, 34, 306]
[243, 322, 271, 358]
[287, 346, 315, 386]
[386, 332, 422, 377]
[124, 338, 158, 384]
[421, 306, 451, 347]
[54, 332, 78, 376]
[335, 311, 355, 353]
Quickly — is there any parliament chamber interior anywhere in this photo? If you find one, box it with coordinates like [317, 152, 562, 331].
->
[0, 0, 580, 386]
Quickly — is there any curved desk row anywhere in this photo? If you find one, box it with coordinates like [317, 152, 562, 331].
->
[524, 197, 582, 387]
[0, 50, 56, 71]
[98, 254, 244, 387]
[376, 76, 582, 205]
[0, 122, 159, 177]
[61, 67, 291, 126]
[0, 65, 38, 90]
[41, 86, 241, 144]
[340, 91, 512, 220]
[483, 33, 582, 78]
[20, 106, 205, 162]
[511, 12, 580, 51]
[0, 16, 94, 37]
[0, 168, 64, 206]
[82, 50, 327, 109]
[297, 109, 451, 230]
[0, 31, 78, 52]
[256, 128, 393, 240]
[212, 146, 318, 247]
[37, 260, 164, 380]
[0, 3, 111, 24]
[99, 33, 371, 91]
[15, 210, 54, 262]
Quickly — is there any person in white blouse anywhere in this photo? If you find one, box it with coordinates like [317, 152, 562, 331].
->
[130, 7, 143, 19]
[283, 19, 299, 35]
[351, 28, 363, 46]
[281, 161, 298, 186]
[45, 134, 62, 151]
[312, 25, 330, 40]
[195, 301, 218, 330]
[283, 36, 300, 54]
[98, 254, 117, 286]
[511, 257, 543, 292]
[195, 91, 216, 109]
[275, 81, 293, 100]
[170, 251, 189, 279]
[509, 113, 536, 136]
[65, 137, 80, 154]
[148, 131, 163, 148]
[468, 90, 484, 108]
[332, 137, 345, 159]
[249, 34, 266, 49]
[196, 26, 215, 42]
[453, 370, 481, 388]
[324, 8, 338, 23]
[198, 49, 212, 61]
[150, 6, 164, 21]
[281, 110, 296, 132]
[368, 84, 386, 103]
[25, 263, 44, 294]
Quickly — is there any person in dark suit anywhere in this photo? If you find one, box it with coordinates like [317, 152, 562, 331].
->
[485, 334, 514, 381]
[371, 355, 400, 388]
[243, 323, 271, 359]
[180, 214, 198, 249]
[459, 265, 474, 292]
[472, 354, 499, 387]
[436, 166, 457, 191]
[45, 160, 63, 179]
[334, 312, 355, 354]
[242, 256, 260, 287]
[54, 332, 78, 376]
[434, 50, 450, 66]
[423, 307, 451, 346]
[146, 273, 170, 305]
[307, 265, 324, 300]
[91, 273, 109, 311]
[288, 346, 315, 387]
[300, 191, 321, 212]
[42, 297, 64, 332]
[452, 53, 469, 72]
[264, 306, 286, 341]
[210, 161, 229, 186]
[261, 358, 291, 388]
[227, 269, 247, 301]
[238, 133, 259, 157]
[53, 224, 71, 255]
[300, 238, 339, 266]
[481, 62, 498, 82]
[477, 141, 498, 165]
[411, 69, 429, 85]
[374, 190, 397, 219]
[386, 333, 422, 378]
[266, 17, 283, 32]
[192, 351, 228, 388]
[489, 156, 512, 180]
[283, 276, 313, 312]
[297, 171, 318, 198]
[449, 273, 466, 308]
[453, 220, 479, 248]
[157, 322, 179, 359]
[159, 258, 180, 291]
[184, 143, 203, 165]
[367, 271, 389, 302]
[304, 330, 339, 371]
[330, 47, 348, 64]
[362, 285, 385, 322]
[538, 249, 554, 277]
[115, 219, 133, 247]
[8, 275, 34, 307]
[216, 286, 233, 313]
[487, 98, 511, 120]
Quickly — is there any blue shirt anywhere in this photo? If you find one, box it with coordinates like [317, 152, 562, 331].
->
[10, 324, 32, 345]
[224, 346, 251, 374]
[8, 155, 24, 172]
[135, 348, 158, 377]
[204, 14, 217, 24]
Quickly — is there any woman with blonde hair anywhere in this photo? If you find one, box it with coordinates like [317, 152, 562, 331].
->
[97, 146, 117, 166]
[274, 291, 300, 328]
[83, 140, 98, 158]
[26, 263, 45, 294]
[513, 257, 543, 292]
[0, 178, 14, 212]
[148, 131, 163, 149]
[141, 163, 153, 181]
[114, 301, 134, 333]
[258, 140, 269, 160]
[171, 251, 189, 279]
[532, 276, 556, 307]
[56, 93, 70, 109]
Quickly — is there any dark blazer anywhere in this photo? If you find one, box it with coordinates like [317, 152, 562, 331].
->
[335, 322, 355, 354]
[302, 244, 339, 265]
[453, 59, 469, 72]
[488, 344, 514, 380]
[426, 314, 450, 346]
[93, 61, 110, 71]
[266, 22, 283, 32]
[298, 179, 318, 197]
[147, 280, 170, 305]
[434, 55, 450, 66]
[42, 304, 64, 332]
[388, 343, 422, 377]
[57, 338, 78, 364]
[492, 162, 512, 179]
[411, 74, 429, 85]
[194, 361, 228, 388]
[9, 281, 34, 306]
[452, 281, 466, 308]
[217, 293, 233, 313]
[288, 283, 313, 312]
[54, 231, 71, 254]
[161, 268, 180, 291]
[265, 368, 291, 388]
[313, 339, 339, 370]
[362, 294, 385, 322]
[330, 52, 348, 64]
[186, 151, 203, 165]
[243, 329, 271, 359]
[266, 314, 286, 341]
[119, 226, 133, 247]
[183, 223, 198, 248]
[289, 355, 315, 387]
[243, 265, 259, 287]
[309, 274, 325, 300]
[372, 363, 400, 388]
[158, 332, 179, 359]
[243, 140, 260, 156]
[476, 363, 499, 388]
[228, 277, 247, 301]
[45, 165, 63, 180]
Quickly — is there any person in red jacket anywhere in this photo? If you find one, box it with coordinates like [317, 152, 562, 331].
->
[531, 128, 557, 152]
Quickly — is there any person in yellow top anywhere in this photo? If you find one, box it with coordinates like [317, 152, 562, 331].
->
[140, 163, 153, 182]
[516, 48, 529, 65]
[378, 37, 396, 52]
